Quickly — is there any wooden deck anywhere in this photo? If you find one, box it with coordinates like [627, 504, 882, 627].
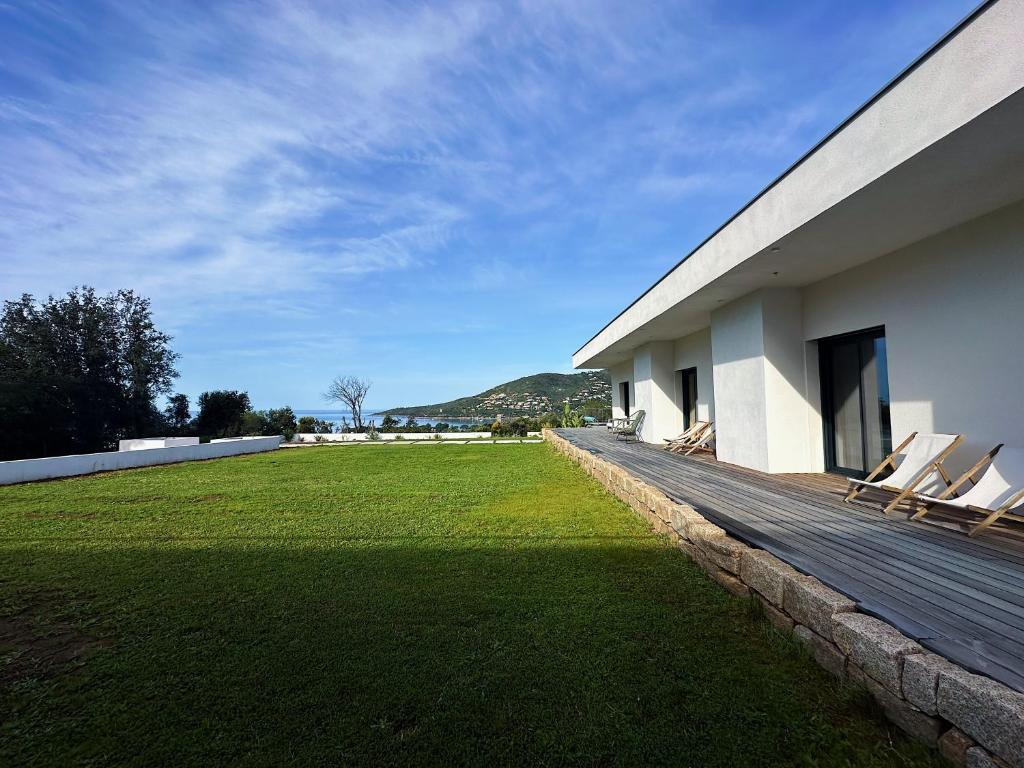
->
[555, 428, 1024, 693]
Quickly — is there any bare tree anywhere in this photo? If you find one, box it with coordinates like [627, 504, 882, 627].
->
[325, 376, 371, 430]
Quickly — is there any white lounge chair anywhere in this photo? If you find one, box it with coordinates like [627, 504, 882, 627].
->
[664, 421, 710, 453]
[845, 432, 963, 515]
[911, 445, 1024, 537]
[682, 423, 715, 456]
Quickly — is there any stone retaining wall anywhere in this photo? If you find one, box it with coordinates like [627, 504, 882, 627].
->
[543, 429, 1024, 768]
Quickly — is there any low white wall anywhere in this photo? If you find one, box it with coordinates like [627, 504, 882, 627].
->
[119, 437, 200, 451]
[0, 436, 283, 486]
[291, 432, 542, 442]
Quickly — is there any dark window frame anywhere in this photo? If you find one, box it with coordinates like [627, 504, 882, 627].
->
[818, 326, 892, 478]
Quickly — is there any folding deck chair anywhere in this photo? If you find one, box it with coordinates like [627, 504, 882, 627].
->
[845, 432, 963, 515]
[663, 421, 710, 453]
[910, 445, 1024, 537]
[680, 423, 715, 456]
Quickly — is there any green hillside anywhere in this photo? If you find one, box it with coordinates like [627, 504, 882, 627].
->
[381, 371, 611, 419]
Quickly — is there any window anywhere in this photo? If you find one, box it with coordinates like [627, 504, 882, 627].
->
[819, 328, 892, 477]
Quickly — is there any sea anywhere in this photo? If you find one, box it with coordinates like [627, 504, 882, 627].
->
[292, 410, 487, 430]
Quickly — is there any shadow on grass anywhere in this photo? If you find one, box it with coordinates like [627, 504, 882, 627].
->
[0, 539, 942, 768]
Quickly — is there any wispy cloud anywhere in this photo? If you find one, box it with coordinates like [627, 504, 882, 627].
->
[0, 0, 977, 406]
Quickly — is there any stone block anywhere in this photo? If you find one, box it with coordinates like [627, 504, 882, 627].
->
[940, 728, 977, 767]
[668, 504, 704, 537]
[783, 576, 855, 641]
[705, 563, 751, 599]
[903, 652, 962, 716]
[966, 746, 1012, 768]
[755, 595, 795, 633]
[794, 624, 847, 678]
[697, 534, 747, 575]
[740, 549, 800, 606]
[686, 521, 727, 547]
[832, 613, 922, 695]
[653, 497, 675, 523]
[676, 539, 702, 563]
[848, 665, 944, 746]
[937, 666, 1024, 767]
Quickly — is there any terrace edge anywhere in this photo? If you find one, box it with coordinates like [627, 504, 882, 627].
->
[542, 428, 1024, 768]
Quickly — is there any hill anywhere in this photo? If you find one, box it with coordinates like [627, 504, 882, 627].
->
[380, 371, 611, 419]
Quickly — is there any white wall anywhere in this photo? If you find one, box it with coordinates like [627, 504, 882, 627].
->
[762, 289, 823, 472]
[291, 432, 521, 442]
[711, 294, 770, 470]
[119, 437, 200, 451]
[0, 436, 283, 486]
[708, 289, 822, 472]
[633, 342, 676, 443]
[803, 199, 1024, 473]
[673, 327, 715, 427]
[608, 361, 633, 420]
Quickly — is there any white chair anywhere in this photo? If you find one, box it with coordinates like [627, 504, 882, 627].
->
[663, 421, 710, 453]
[911, 445, 1024, 537]
[845, 432, 963, 514]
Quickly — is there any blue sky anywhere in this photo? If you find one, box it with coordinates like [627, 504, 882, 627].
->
[0, 0, 977, 410]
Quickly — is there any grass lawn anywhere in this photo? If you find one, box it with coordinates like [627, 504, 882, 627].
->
[0, 444, 941, 767]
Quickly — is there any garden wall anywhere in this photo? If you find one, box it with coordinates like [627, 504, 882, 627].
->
[292, 432, 542, 442]
[542, 428, 1024, 768]
[0, 436, 283, 486]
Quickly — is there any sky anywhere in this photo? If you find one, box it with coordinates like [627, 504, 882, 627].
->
[0, 0, 978, 410]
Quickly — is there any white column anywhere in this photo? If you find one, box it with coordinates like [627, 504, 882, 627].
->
[633, 341, 677, 444]
[711, 289, 822, 472]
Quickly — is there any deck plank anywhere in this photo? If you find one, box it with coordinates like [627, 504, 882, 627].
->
[556, 428, 1024, 692]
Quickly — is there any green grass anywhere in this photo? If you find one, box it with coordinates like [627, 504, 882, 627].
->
[0, 445, 941, 767]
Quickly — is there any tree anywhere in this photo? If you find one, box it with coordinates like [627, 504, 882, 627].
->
[265, 407, 297, 441]
[560, 403, 585, 428]
[164, 394, 192, 434]
[239, 407, 297, 441]
[380, 414, 399, 432]
[325, 376, 371, 430]
[194, 390, 251, 438]
[0, 287, 179, 460]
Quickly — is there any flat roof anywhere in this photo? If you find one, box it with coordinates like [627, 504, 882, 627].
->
[574, 0, 1000, 362]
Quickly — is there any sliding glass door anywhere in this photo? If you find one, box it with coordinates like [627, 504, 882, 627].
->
[820, 328, 892, 477]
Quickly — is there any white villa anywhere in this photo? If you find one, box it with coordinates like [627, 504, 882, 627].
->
[573, 0, 1024, 477]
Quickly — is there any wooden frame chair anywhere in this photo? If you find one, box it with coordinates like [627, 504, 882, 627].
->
[663, 421, 710, 453]
[613, 410, 645, 442]
[845, 432, 963, 515]
[680, 423, 715, 456]
[911, 444, 1024, 537]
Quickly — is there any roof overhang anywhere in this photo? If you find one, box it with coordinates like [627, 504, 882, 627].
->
[574, 0, 1024, 370]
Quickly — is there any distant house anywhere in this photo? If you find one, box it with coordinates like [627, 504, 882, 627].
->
[573, 0, 1024, 475]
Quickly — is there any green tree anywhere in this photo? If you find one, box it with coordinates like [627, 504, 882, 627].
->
[195, 391, 251, 438]
[560, 403, 585, 428]
[164, 394, 192, 434]
[380, 414, 400, 432]
[0, 287, 179, 460]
